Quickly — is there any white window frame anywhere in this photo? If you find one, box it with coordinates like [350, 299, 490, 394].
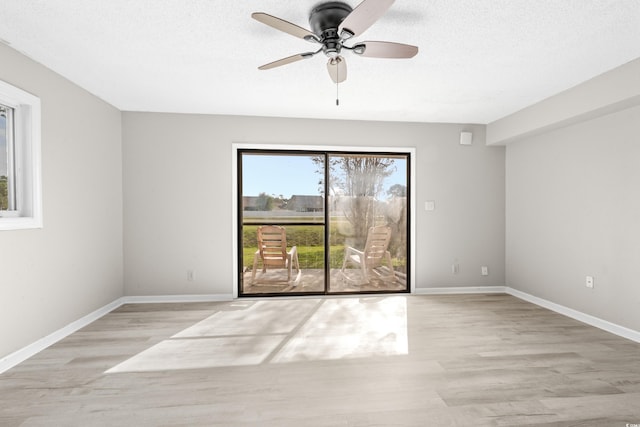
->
[0, 80, 42, 230]
[231, 143, 416, 298]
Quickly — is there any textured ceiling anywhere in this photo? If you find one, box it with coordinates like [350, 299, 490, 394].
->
[1, 0, 639, 124]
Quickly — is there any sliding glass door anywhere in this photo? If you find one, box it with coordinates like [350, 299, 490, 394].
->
[239, 151, 325, 296]
[238, 149, 409, 296]
[327, 153, 408, 292]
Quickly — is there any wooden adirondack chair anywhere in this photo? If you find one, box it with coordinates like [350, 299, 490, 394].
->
[251, 225, 300, 284]
[341, 225, 395, 284]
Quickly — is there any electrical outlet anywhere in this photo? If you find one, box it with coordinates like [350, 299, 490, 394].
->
[452, 264, 459, 274]
[585, 276, 594, 288]
[187, 270, 195, 282]
[481, 266, 489, 276]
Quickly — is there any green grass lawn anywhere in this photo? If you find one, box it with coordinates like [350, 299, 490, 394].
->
[241, 224, 406, 271]
[243, 245, 345, 269]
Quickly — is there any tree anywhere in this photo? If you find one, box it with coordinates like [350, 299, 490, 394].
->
[0, 175, 8, 210]
[314, 156, 396, 246]
[256, 192, 274, 211]
[387, 184, 406, 198]
[384, 183, 407, 268]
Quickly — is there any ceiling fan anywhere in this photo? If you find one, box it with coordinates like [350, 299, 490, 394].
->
[251, 0, 418, 84]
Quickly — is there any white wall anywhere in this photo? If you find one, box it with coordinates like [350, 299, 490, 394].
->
[122, 114, 505, 296]
[505, 104, 640, 331]
[0, 44, 123, 359]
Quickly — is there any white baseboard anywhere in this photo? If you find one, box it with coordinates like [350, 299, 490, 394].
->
[0, 294, 233, 375]
[0, 298, 123, 375]
[3, 288, 638, 375]
[415, 286, 507, 295]
[414, 285, 640, 343]
[506, 287, 640, 343]
[121, 294, 233, 304]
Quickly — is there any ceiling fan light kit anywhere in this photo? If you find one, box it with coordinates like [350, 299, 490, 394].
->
[252, 0, 418, 85]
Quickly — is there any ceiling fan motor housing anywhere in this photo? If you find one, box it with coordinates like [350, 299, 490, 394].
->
[309, 2, 352, 34]
[309, 2, 353, 56]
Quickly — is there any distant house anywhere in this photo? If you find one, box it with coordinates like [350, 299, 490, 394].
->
[242, 196, 260, 211]
[289, 195, 324, 212]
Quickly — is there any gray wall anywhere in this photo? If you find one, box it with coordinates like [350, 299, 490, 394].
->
[0, 44, 123, 359]
[122, 113, 505, 296]
[505, 104, 640, 331]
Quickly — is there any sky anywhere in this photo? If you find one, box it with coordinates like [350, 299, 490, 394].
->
[242, 154, 407, 199]
[242, 155, 320, 198]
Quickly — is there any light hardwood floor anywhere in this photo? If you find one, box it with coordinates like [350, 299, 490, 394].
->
[1, 294, 640, 426]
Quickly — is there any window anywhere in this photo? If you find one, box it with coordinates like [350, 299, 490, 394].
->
[1, 104, 14, 211]
[0, 80, 42, 230]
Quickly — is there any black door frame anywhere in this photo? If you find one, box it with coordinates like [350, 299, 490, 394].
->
[237, 148, 411, 297]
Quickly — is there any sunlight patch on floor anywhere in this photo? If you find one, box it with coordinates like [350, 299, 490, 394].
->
[105, 336, 284, 373]
[173, 299, 319, 337]
[272, 296, 408, 363]
[105, 296, 408, 373]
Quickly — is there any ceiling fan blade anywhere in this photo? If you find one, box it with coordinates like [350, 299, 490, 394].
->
[338, 0, 395, 38]
[258, 53, 312, 70]
[252, 12, 317, 42]
[327, 56, 347, 83]
[357, 41, 418, 58]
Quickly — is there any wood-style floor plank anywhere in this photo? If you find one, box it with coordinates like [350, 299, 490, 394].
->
[1, 294, 639, 426]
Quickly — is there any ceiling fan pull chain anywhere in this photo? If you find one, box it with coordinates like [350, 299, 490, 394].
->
[336, 66, 340, 106]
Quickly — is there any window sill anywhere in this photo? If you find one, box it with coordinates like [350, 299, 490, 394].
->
[0, 216, 43, 231]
